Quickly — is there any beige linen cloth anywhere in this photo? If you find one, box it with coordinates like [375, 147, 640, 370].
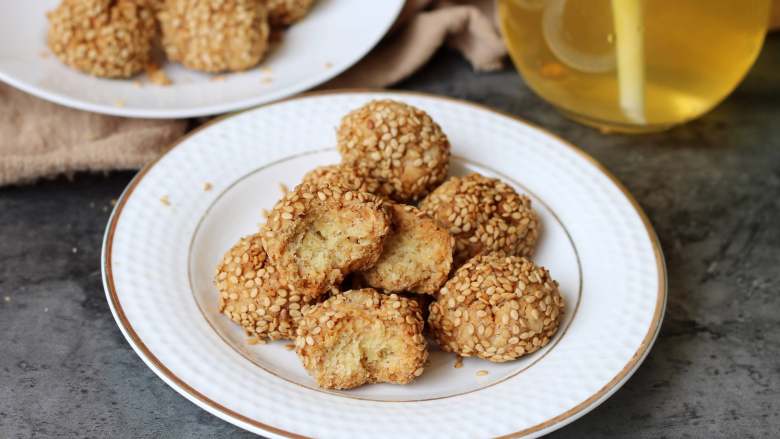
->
[1, 0, 778, 186]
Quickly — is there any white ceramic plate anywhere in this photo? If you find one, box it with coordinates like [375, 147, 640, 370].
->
[102, 91, 667, 438]
[0, 1, 402, 118]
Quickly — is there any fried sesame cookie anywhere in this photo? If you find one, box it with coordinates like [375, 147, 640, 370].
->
[301, 165, 385, 195]
[428, 253, 564, 362]
[215, 233, 319, 341]
[266, 0, 316, 27]
[295, 289, 428, 389]
[360, 204, 454, 295]
[419, 173, 540, 267]
[159, 0, 270, 72]
[261, 183, 391, 298]
[337, 100, 451, 203]
[47, 0, 157, 78]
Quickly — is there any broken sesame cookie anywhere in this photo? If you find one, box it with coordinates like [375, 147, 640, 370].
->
[295, 289, 428, 389]
[360, 204, 454, 295]
[47, 0, 157, 78]
[261, 183, 391, 298]
[428, 253, 564, 362]
[266, 0, 316, 27]
[419, 173, 540, 267]
[215, 233, 318, 341]
[337, 100, 451, 203]
[158, 0, 270, 72]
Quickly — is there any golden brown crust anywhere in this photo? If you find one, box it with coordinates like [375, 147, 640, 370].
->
[47, 0, 157, 78]
[266, 0, 316, 27]
[428, 253, 564, 362]
[261, 183, 391, 298]
[301, 165, 387, 196]
[337, 100, 451, 203]
[360, 204, 454, 295]
[215, 233, 319, 341]
[295, 289, 428, 389]
[159, 0, 270, 72]
[419, 173, 540, 267]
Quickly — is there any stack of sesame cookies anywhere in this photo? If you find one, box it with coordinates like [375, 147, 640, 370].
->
[215, 100, 565, 390]
[46, 0, 318, 79]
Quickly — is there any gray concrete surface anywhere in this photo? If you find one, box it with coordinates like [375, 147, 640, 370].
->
[1, 36, 779, 439]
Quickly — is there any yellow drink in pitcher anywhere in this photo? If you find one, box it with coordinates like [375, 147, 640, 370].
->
[498, 0, 770, 132]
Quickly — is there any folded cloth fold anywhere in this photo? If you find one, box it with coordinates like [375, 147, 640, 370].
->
[0, 84, 188, 186]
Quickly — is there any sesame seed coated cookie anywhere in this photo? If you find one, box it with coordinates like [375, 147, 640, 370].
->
[261, 183, 391, 298]
[295, 289, 428, 389]
[419, 173, 540, 267]
[428, 253, 564, 362]
[360, 204, 454, 295]
[266, 0, 316, 27]
[215, 233, 318, 341]
[301, 164, 386, 196]
[47, 0, 157, 78]
[337, 100, 451, 203]
[159, 0, 270, 73]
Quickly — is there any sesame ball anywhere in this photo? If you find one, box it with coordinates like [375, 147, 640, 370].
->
[359, 204, 454, 295]
[419, 173, 540, 267]
[295, 289, 428, 389]
[47, 0, 157, 78]
[158, 0, 270, 73]
[428, 253, 564, 362]
[266, 0, 316, 27]
[215, 233, 318, 341]
[261, 183, 391, 298]
[337, 100, 451, 203]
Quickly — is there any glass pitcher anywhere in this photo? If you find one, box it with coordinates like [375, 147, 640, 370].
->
[497, 0, 771, 132]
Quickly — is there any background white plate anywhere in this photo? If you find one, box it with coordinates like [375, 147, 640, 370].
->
[0, 0, 402, 118]
[102, 91, 667, 438]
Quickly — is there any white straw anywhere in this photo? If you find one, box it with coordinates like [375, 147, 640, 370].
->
[611, 0, 646, 124]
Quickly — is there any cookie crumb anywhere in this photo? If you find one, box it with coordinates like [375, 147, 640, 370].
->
[260, 67, 273, 74]
[476, 370, 489, 377]
[324, 62, 333, 69]
[285, 343, 295, 351]
[146, 63, 172, 86]
[261, 77, 273, 85]
[210, 75, 227, 82]
[453, 355, 463, 369]
[278, 183, 289, 194]
[114, 99, 126, 108]
[160, 195, 171, 206]
[133, 80, 143, 88]
[203, 182, 213, 192]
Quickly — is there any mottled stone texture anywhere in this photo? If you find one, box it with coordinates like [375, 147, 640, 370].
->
[1, 36, 779, 439]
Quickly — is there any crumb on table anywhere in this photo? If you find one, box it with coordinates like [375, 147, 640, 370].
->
[160, 195, 171, 206]
[203, 182, 213, 192]
[476, 370, 489, 377]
